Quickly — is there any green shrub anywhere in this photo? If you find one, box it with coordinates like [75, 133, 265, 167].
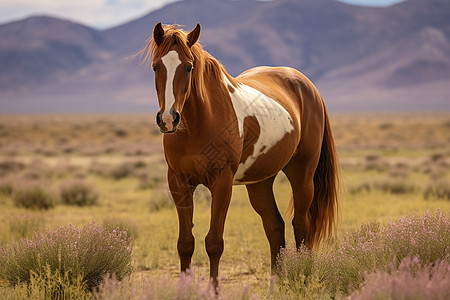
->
[59, 180, 99, 206]
[387, 162, 410, 178]
[0, 160, 25, 177]
[348, 181, 372, 195]
[424, 179, 450, 200]
[9, 215, 45, 238]
[137, 174, 163, 190]
[12, 184, 56, 210]
[364, 154, 388, 171]
[88, 161, 110, 177]
[113, 127, 128, 137]
[0, 222, 132, 290]
[22, 160, 53, 180]
[373, 178, 417, 194]
[108, 163, 134, 180]
[350, 177, 417, 195]
[0, 266, 90, 300]
[149, 186, 173, 212]
[0, 178, 14, 195]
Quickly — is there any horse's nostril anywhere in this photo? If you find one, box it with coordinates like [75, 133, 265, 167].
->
[173, 112, 180, 126]
[156, 112, 163, 127]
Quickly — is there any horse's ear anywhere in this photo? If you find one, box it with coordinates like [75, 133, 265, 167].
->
[153, 22, 164, 46]
[187, 23, 201, 47]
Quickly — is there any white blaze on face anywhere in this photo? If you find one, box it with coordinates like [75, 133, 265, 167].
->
[223, 75, 295, 184]
[161, 50, 181, 129]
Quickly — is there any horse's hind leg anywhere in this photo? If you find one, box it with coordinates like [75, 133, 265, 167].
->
[246, 176, 285, 272]
[282, 152, 320, 249]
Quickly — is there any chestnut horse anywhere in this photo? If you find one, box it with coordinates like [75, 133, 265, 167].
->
[140, 23, 339, 288]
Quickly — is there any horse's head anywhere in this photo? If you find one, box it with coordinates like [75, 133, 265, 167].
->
[150, 22, 201, 133]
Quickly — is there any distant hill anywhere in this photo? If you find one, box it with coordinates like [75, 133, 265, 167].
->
[0, 0, 449, 113]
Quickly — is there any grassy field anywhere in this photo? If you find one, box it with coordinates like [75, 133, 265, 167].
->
[0, 113, 449, 299]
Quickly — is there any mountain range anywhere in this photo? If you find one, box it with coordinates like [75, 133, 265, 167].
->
[0, 0, 449, 113]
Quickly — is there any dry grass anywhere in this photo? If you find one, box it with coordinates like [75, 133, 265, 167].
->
[0, 113, 449, 299]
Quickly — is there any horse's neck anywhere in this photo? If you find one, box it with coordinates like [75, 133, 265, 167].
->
[181, 93, 211, 134]
[182, 70, 233, 134]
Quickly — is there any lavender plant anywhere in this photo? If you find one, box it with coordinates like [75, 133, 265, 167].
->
[277, 210, 450, 297]
[0, 222, 132, 290]
[102, 217, 139, 241]
[349, 257, 450, 300]
[94, 271, 258, 300]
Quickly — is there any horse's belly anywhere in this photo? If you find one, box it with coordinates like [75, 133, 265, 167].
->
[232, 130, 297, 185]
[228, 82, 298, 185]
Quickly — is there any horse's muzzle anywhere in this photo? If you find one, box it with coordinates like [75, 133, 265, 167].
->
[156, 110, 180, 133]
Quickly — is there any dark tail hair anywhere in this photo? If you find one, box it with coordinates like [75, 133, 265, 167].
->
[308, 106, 339, 249]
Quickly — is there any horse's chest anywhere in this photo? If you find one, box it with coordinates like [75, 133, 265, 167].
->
[164, 134, 240, 185]
[228, 84, 296, 184]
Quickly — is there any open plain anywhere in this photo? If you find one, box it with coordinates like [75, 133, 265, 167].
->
[0, 113, 449, 299]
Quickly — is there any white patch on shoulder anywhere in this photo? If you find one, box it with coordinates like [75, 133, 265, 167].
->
[223, 75, 295, 184]
[161, 50, 181, 113]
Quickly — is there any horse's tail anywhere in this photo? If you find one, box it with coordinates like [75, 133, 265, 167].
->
[309, 106, 339, 249]
[285, 106, 339, 249]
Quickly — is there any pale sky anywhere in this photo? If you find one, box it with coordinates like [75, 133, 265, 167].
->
[0, 0, 407, 29]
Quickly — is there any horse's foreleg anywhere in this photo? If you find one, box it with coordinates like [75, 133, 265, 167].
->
[246, 176, 285, 273]
[168, 169, 196, 273]
[205, 173, 233, 291]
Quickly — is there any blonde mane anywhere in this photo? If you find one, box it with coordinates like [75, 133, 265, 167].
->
[138, 24, 238, 102]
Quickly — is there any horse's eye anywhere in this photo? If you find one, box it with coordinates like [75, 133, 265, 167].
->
[187, 65, 193, 73]
[152, 66, 157, 72]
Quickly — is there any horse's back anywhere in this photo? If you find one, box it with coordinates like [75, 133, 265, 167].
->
[237, 65, 325, 133]
[237, 66, 324, 122]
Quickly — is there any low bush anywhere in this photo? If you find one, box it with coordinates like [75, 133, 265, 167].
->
[113, 127, 128, 137]
[12, 184, 56, 210]
[387, 162, 410, 178]
[349, 257, 450, 300]
[22, 159, 53, 180]
[88, 161, 110, 177]
[418, 153, 449, 175]
[0, 222, 132, 291]
[0, 178, 14, 195]
[89, 160, 147, 180]
[59, 180, 99, 206]
[103, 217, 139, 241]
[424, 179, 450, 200]
[6, 265, 89, 300]
[149, 185, 173, 212]
[349, 177, 417, 195]
[94, 271, 257, 300]
[52, 163, 85, 179]
[108, 163, 134, 180]
[137, 174, 164, 190]
[0, 160, 25, 177]
[9, 215, 45, 238]
[364, 154, 389, 171]
[373, 178, 417, 194]
[277, 210, 450, 297]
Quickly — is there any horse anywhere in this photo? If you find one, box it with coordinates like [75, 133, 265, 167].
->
[139, 22, 339, 289]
